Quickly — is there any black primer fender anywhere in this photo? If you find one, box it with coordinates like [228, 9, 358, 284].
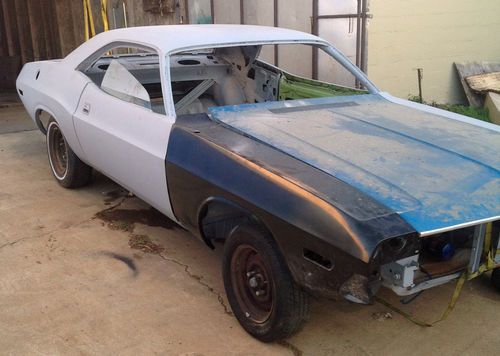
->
[166, 114, 418, 297]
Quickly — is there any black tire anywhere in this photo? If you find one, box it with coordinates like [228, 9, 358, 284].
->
[492, 269, 500, 292]
[46, 119, 92, 188]
[222, 224, 310, 342]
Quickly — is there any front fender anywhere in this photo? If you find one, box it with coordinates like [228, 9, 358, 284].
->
[165, 114, 416, 295]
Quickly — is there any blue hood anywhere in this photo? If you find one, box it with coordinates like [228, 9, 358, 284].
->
[209, 95, 500, 235]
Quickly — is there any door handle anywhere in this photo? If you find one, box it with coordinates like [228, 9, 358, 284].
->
[82, 103, 91, 115]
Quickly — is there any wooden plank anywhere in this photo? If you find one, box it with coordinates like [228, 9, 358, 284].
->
[124, 0, 135, 27]
[1, 0, 20, 57]
[27, 0, 47, 61]
[0, 3, 9, 56]
[0, 55, 21, 90]
[90, 0, 104, 34]
[455, 61, 500, 108]
[14, 0, 34, 64]
[69, 0, 85, 48]
[38, 0, 53, 58]
[47, 0, 62, 58]
[109, 0, 126, 29]
[465, 72, 500, 94]
[54, 0, 76, 57]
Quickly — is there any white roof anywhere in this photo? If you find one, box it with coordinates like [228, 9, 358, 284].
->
[64, 25, 326, 67]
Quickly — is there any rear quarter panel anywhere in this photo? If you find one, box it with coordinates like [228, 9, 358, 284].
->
[16, 60, 91, 159]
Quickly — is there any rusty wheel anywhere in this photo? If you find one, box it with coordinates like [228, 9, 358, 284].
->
[222, 224, 310, 342]
[47, 122, 68, 179]
[231, 244, 274, 324]
[46, 119, 92, 188]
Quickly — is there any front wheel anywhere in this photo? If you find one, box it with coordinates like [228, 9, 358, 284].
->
[46, 119, 92, 188]
[222, 225, 310, 342]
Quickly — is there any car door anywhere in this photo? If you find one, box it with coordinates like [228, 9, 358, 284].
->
[73, 57, 176, 220]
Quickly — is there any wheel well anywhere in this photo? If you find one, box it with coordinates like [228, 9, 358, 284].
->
[34, 109, 53, 135]
[198, 198, 270, 248]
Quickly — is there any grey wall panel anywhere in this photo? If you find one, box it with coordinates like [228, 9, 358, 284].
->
[243, 0, 274, 64]
[277, 0, 313, 77]
[213, 0, 240, 24]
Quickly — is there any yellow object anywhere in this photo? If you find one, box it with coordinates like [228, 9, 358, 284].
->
[83, 0, 89, 40]
[101, 0, 109, 32]
[374, 272, 467, 327]
[84, 0, 109, 41]
[467, 222, 496, 280]
[375, 222, 497, 327]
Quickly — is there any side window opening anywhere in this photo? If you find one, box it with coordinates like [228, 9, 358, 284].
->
[101, 60, 152, 110]
[79, 46, 165, 115]
[169, 44, 368, 117]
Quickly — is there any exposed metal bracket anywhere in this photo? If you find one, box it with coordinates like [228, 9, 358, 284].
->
[388, 272, 462, 297]
[381, 255, 419, 288]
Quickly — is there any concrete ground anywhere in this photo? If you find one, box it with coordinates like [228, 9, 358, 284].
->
[0, 104, 499, 356]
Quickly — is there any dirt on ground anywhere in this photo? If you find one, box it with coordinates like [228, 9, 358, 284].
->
[0, 106, 499, 355]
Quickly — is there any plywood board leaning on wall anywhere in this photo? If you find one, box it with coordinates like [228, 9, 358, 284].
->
[465, 72, 500, 95]
[455, 62, 500, 107]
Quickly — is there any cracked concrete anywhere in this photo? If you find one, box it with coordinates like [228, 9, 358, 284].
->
[1, 106, 499, 355]
[94, 196, 234, 317]
[158, 253, 234, 317]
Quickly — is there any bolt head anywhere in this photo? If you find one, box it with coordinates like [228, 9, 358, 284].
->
[249, 277, 258, 288]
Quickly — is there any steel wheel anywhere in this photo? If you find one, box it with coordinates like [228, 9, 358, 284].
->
[45, 118, 92, 188]
[230, 244, 274, 324]
[47, 122, 68, 180]
[223, 225, 310, 341]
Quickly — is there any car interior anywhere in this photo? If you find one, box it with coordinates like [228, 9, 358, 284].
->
[81, 44, 367, 116]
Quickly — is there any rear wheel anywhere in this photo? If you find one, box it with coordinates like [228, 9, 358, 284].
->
[46, 119, 92, 188]
[222, 225, 310, 342]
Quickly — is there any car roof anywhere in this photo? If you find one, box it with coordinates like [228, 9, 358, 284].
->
[64, 25, 326, 67]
